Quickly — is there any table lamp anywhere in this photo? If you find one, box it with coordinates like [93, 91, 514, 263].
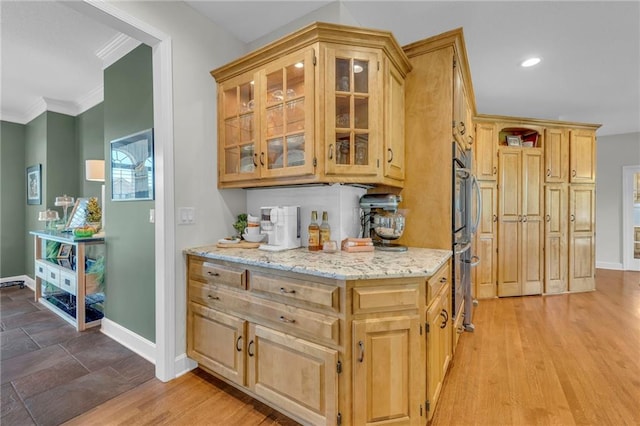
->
[86, 160, 105, 235]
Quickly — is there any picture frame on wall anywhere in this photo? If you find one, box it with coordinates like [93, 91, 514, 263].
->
[110, 128, 154, 201]
[26, 164, 42, 205]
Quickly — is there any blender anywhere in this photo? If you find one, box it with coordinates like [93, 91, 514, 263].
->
[359, 194, 407, 251]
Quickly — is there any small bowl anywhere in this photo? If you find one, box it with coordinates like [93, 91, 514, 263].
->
[242, 233, 266, 243]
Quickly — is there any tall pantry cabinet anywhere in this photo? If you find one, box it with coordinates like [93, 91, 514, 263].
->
[473, 115, 600, 298]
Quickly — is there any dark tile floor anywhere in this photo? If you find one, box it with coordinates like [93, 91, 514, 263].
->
[0, 285, 156, 426]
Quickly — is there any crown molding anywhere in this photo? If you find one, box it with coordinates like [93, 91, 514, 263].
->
[76, 85, 104, 113]
[96, 33, 141, 69]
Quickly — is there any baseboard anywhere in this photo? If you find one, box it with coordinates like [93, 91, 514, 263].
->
[596, 261, 623, 270]
[0, 275, 35, 290]
[100, 317, 156, 364]
[174, 353, 197, 378]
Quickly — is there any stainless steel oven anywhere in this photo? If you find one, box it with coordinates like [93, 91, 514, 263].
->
[452, 141, 481, 331]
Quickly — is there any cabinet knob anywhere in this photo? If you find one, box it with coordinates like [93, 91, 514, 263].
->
[387, 148, 393, 163]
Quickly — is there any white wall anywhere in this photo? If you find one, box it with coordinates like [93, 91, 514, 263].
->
[104, 1, 247, 373]
[595, 131, 640, 269]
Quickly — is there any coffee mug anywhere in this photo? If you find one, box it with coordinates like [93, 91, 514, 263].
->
[244, 226, 260, 235]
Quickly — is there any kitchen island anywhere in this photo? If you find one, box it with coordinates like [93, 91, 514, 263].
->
[184, 245, 453, 425]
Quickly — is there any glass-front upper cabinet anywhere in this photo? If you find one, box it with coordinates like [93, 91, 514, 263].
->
[325, 47, 380, 177]
[260, 48, 315, 179]
[218, 74, 259, 183]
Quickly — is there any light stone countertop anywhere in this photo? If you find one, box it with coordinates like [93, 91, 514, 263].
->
[184, 245, 452, 280]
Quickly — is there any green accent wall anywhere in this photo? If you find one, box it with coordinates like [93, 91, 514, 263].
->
[77, 103, 105, 201]
[104, 44, 155, 342]
[46, 112, 79, 209]
[0, 121, 26, 277]
[24, 113, 47, 277]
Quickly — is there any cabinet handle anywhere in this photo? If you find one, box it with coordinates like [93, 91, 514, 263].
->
[522, 216, 527, 223]
[467, 135, 474, 145]
[493, 166, 497, 175]
[236, 336, 243, 352]
[518, 215, 522, 222]
[358, 340, 365, 363]
[458, 121, 466, 135]
[279, 315, 295, 323]
[248, 340, 254, 357]
[387, 148, 393, 163]
[440, 309, 448, 328]
[206, 271, 219, 277]
[439, 276, 447, 283]
[572, 169, 577, 177]
[493, 214, 497, 223]
[570, 214, 576, 222]
[253, 153, 258, 167]
[260, 152, 265, 166]
[328, 144, 334, 160]
[65, 279, 70, 285]
[279, 287, 296, 294]
[207, 294, 220, 301]
[546, 214, 551, 222]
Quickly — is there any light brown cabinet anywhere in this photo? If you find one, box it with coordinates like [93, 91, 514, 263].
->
[187, 254, 451, 425]
[569, 130, 596, 183]
[475, 122, 498, 180]
[211, 22, 411, 189]
[544, 184, 569, 293]
[497, 147, 544, 297]
[569, 185, 596, 291]
[544, 128, 569, 183]
[473, 181, 498, 299]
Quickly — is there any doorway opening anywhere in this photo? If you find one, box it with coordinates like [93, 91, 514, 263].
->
[622, 166, 640, 271]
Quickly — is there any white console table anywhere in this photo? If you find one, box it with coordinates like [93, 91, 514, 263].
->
[31, 231, 105, 331]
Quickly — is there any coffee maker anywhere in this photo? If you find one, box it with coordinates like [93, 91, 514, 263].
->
[259, 206, 301, 251]
[359, 194, 407, 251]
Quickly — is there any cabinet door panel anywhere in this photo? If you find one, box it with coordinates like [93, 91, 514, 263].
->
[353, 316, 420, 425]
[544, 128, 568, 182]
[188, 302, 246, 386]
[522, 150, 543, 218]
[572, 186, 595, 233]
[521, 219, 543, 295]
[248, 324, 337, 426]
[474, 182, 497, 299]
[569, 130, 596, 183]
[384, 62, 405, 181]
[545, 185, 568, 294]
[498, 220, 520, 297]
[499, 148, 522, 219]
[475, 123, 497, 180]
[569, 185, 595, 291]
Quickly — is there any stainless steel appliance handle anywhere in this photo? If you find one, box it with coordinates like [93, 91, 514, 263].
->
[456, 167, 471, 179]
[464, 255, 481, 267]
[471, 173, 482, 235]
[455, 241, 471, 255]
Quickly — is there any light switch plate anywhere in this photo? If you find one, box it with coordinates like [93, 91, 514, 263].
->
[178, 207, 195, 225]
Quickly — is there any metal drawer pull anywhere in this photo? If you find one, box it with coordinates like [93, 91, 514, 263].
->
[248, 340, 254, 357]
[493, 214, 498, 223]
[572, 169, 577, 177]
[547, 169, 551, 177]
[65, 279, 71, 285]
[570, 214, 576, 222]
[236, 336, 243, 352]
[279, 315, 295, 323]
[279, 287, 296, 294]
[328, 144, 334, 160]
[440, 309, 449, 328]
[207, 294, 220, 300]
[439, 277, 447, 283]
[387, 148, 393, 163]
[358, 341, 365, 363]
[206, 271, 219, 277]
[546, 214, 551, 222]
[522, 216, 527, 223]
[253, 153, 258, 167]
[260, 152, 265, 166]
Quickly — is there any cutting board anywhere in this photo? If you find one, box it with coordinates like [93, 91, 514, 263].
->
[216, 241, 261, 249]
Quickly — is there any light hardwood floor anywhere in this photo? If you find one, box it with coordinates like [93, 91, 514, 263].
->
[65, 269, 640, 426]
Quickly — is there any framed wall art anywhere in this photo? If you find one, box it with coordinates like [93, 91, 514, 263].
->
[26, 164, 42, 205]
[110, 128, 154, 201]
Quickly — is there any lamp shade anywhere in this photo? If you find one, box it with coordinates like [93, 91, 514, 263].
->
[86, 160, 105, 182]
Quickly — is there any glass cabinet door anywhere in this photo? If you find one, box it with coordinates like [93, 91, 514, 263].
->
[260, 48, 315, 178]
[326, 48, 380, 176]
[219, 76, 259, 182]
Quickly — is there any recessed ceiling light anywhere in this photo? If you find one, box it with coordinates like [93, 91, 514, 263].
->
[521, 57, 541, 67]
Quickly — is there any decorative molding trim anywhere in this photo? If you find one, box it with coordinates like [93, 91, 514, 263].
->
[100, 317, 156, 364]
[76, 85, 104, 114]
[596, 261, 623, 270]
[174, 354, 197, 378]
[42, 97, 78, 116]
[96, 33, 141, 69]
[0, 275, 35, 291]
[22, 98, 48, 124]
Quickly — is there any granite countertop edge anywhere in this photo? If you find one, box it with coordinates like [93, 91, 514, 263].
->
[184, 245, 452, 280]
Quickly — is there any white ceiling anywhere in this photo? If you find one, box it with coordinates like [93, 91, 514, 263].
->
[2, 1, 639, 137]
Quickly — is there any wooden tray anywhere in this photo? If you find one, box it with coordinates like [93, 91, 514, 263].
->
[216, 241, 261, 249]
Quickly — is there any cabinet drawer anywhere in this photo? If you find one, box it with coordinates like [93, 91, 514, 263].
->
[427, 263, 450, 305]
[352, 284, 420, 314]
[59, 270, 77, 296]
[189, 259, 246, 290]
[250, 297, 340, 346]
[35, 260, 47, 280]
[250, 272, 340, 312]
[189, 280, 249, 312]
[45, 265, 61, 286]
